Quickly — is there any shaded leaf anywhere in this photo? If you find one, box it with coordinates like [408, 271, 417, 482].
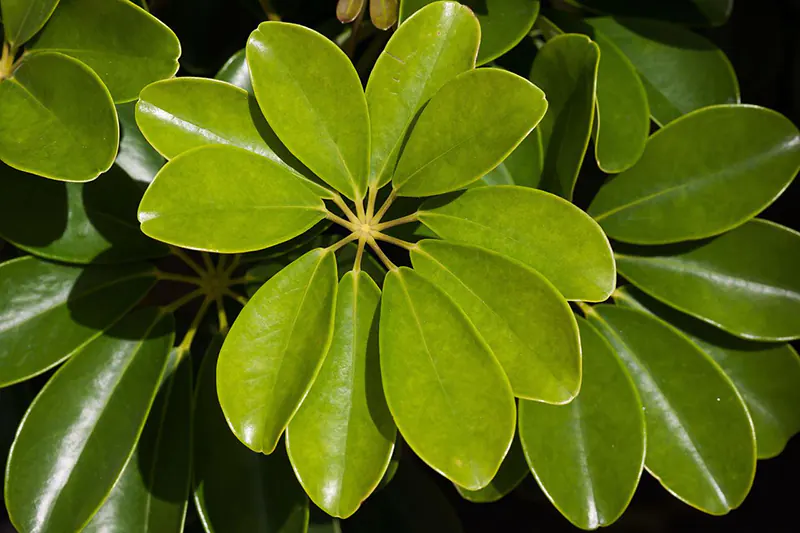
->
[393, 68, 547, 196]
[519, 317, 645, 529]
[1, 0, 59, 47]
[570, 0, 733, 28]
[0, 257, 156, 387]
[589, 105, 800, 244]
[215, 49, 253, 94]
[31, 0, 181, 102]
[5, 309, 174, 533]
[530, 33, 599, 199]
[418, 186, 615, 301]
[138, 145, 327, 253]
[379, 267, 515, 490]
[588, 305, 756, 515]
[218, 249, 338, 454]
[116, 101, 166, 185]
[455, 432, 528, 503]
[0, 52, 117, 182]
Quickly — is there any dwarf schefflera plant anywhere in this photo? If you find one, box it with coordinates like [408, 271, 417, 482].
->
[134, 0, 619, 516]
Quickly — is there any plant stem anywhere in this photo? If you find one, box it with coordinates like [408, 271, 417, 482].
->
[331, 194, 361, 224]
[155, 271, 204, 286]
[225, 289, 249, 306]
[227, 276, 253, 286]
[217, 254, 229, 274]
[224, 254, 242, 277]
[365, 183, 379, 222]
[353, 236, 366, 272]
[371, 189, 397, 224]
[170, 246, 206, 277]
[258, 0, 281, 20]
[328, 232, 359, 253]
[367, 237, 397, 271]
[201, 252, 215, 273]
[372, 231, 416, 250]
[575, 301, 594, 316]
[373, 212, 419, 231]
[160, 288, 205, 315]
[355, 195, 367, 221]
[345, 5, 366, 59]
[216, 294, 229, 334]
[176, 297, 212, 356]
[0, 43, 12, 80]
[327, 211, 361, 232]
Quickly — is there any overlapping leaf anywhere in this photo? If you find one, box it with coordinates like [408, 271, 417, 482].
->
[455, 432, 529, 503]
[116, 102, 166, 185]
[215, 49, 253, 94]
[1, 0, 60, 48]
[569, 0, 733, 27]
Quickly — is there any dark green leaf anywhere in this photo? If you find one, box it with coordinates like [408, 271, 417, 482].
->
[585, 17, 739, 125]
[393, 68, 547, 196]
[215, 49, 253, 94]
[218, 249, 338, 454]
[5, 308, 175, 533]
[418, 186, 615, 301]
[570, 0, 733, 28]
[0, 257, 156, 387]
[31, 0, 181, 103]
[530, 33, 599, 199]
[519, 317, 645, 529]
[615, 219, 800, 341]
[411, 240, 581, 403]
[0, 52, 117, 182]
[589, 105, 800, 244]
[287, 271, 395, 518]
[0, 162, 167, 264]
[367, 0, 479, 188]
[194, 337, 309, 533]
[399, 0, 540, 65]
[0, 0, 59, 48]
[588, 305, 756, 515]
[116, 101, 166, 185]
[455, 432, 528, 503]
[138, 145, 328, 253]
[84, 353, 192, 533]
[379, 267, 515, 490]
[247, 22, 369, 200]
[614, 286, 800, 459]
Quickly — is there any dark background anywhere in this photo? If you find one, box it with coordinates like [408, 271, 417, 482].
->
[2, 0, 799, 531]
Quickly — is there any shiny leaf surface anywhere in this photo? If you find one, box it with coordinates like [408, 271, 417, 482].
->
[0, 52, 117, 182]
[585, 17, 739, 125]
[287, 271, 395, 518]
[0, 257, 156, 387]
[31, 0, 181, 102]
[588, 305, 756, 515]
[589, 105, 800, 244]
[84, 354, 192, 533]
[0, 162, 167, 264]
[519, 317, 645, 529]
[194, 338, 309, 533]
[411, 240, 581, 403]
[529, 33, 599, 199]
[366, 1, 479, 188]
[455, 432, 528, 503]
[399, 0, 540, 65]
[418, 186, 615, 301]
[218, 249, 338, 454]
[215, 49, 253, 94]
[615, 219, 800, 341]
[379, 267, 515, 490]
[614, 286, 800, 459]
[247, 22, 369, 200]
[393, 68, 547, 196]
[5, 309, 175, 533]
[138, 145, 327, 253]
[1, 0, 60, 48]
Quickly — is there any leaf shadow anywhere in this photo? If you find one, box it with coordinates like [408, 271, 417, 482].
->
[0, 162, 68, 248]
[613, 16, 719, 51]
[365, 304, 396, 444]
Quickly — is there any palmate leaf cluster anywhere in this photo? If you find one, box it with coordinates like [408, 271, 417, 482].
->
[0, 1, 799, 532]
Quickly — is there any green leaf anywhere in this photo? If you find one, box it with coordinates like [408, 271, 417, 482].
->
[392, 68, 547, 197]
[1, 0, 58, 48]
[614, 286, 800, 460]
[475, 129, 544, 188]
[411, 240, 581, 403]
[0, 162, 168, 264]
[399, 0, 540, 65]
[519, 317, 645, 529]
[216, 48, 253, 94]
[116, 101, 166, 185]
[529, 33, 599, 200]
[138, 144, 327, 253]
[615, 219, 800, 341]
[287, 271, 395, 518]
[194, 338, 309, 533]
[0, 52, 117, 182]
[247, 22, 369, 200]
[379, 267, 515, 490]
[455, 432, 528, 503]
[366, 1, 479, 188]
[84, 353, 192, 533]
[587, 305, 756, 515]
[570, 0, 733, 28]
[371, 0, 398, 30]
[5, 308, 175, 533]
[0, 257, 156, 388]
[589, 105, 800, 244]
[418, 186, 615, 301]
[31, 0, 181, 103]
[585, 17, 739, 125]
[218, 249, 338, 454]
[346, 458, 463, 533]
